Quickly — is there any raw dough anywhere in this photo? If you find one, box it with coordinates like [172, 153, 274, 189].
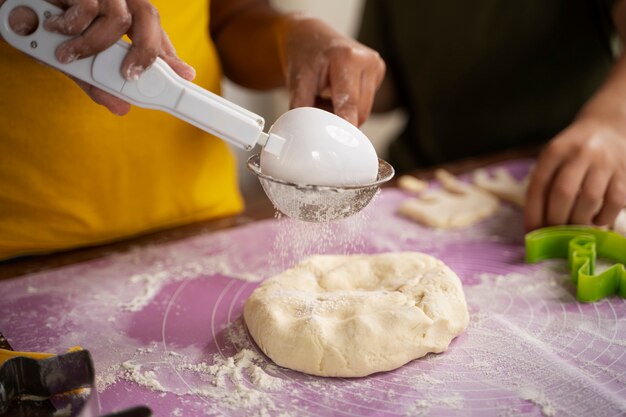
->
[398, 170, 499, 228]
[473, 168, 528, 207]
[243, 252, 469, 377]
[398, 175, 428, 194]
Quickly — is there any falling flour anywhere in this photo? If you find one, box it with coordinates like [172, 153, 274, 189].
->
[270, 209, 370, 272]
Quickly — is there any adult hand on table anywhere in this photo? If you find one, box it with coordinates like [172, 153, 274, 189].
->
[281, 15, 385, 127]
[0, 0, 195, 115]
[525, 115, 626, 231]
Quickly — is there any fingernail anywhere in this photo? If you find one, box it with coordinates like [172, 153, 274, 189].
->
[173, 58, 196, 80]
[338, 110, 358, 126]
[112, 107, 129, 116]
[186, 65, 196, 80]
[57, 45, 77, 64]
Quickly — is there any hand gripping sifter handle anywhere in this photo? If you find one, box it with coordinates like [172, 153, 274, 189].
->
[0, 0, 273, 151]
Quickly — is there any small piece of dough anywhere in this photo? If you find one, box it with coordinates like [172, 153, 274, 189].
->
[244, 252, 469, 377]
[435, 169, 467, 194]
[398, 175, 428, 194]
[398, 171, 499, 228]
[473, 168, 528, 207]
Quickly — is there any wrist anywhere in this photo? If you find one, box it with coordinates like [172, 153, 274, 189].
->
[275, 12, 319, 69]
[576, 102, 626, 138]
[577, 53, 626, 125]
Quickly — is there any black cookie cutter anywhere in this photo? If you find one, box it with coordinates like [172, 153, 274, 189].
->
[0, 332, 151, 417]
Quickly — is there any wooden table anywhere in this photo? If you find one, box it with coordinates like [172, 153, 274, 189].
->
[0, 146, 540, 280]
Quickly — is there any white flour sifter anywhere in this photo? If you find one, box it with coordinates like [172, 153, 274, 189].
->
[0, 0, 394, 222]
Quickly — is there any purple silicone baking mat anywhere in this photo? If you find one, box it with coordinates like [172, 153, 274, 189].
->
[1, 159, 625, 417]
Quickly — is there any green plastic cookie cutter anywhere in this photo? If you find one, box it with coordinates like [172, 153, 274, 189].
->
[525, 226, 626, 302]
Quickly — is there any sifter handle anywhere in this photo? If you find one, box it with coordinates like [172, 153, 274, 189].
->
[0, 0, 285, 153]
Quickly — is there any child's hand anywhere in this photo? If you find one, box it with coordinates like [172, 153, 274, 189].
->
[525, 116, 626, 230]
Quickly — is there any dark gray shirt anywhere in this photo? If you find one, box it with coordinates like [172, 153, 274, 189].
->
[359, 0, 616, 171]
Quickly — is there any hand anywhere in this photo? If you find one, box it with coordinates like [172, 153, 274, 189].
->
[281, 15, 385, 126]
[1, 0, 195, 115]
[525, 116, 626, 231]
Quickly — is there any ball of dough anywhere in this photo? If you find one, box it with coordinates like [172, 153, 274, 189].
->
[243, 252, 469, 377]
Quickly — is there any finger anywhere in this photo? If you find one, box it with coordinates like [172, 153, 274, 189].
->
[357, 56, 385, 126]
[545, 155, 590, 226]
[328, 63, 360, 126]
[289, 68, 318, 109]
[158, 29, 195, 81]
[55, 0, 131, 63]
[44, 0, 99, 35]
[70, 76, 131, 115]
[594, 176, 626, 226]
[569, 167, 611, 225]
[121, 0, 162, 80]
[524, 145, 566, 230]
[357, 71, 377, 126]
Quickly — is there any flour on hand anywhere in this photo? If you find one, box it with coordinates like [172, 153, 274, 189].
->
[244, 252, 469, 377]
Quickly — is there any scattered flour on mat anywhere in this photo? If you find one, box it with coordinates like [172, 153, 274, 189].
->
[105, 320, 292, 416]
[118, 262, 257, 313]
[122, 271, 170, 311]
[100, 343, 292, 416]
[169, 347, 291, 416]
[460, 266, 626, 417]
[114, 236, 271, 312]
[404, 395, 462, 417]
[178, 349, 284, 399]
[8, 185, 626, 416]
[98, 261, 625, 417]
[518, 386, 555, 417]
[121, 361, 166, 392]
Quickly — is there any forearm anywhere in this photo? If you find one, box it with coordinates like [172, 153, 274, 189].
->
[577, 0, 626, 124]
[210, 0, 289, 90]
[577, 54, 626, 125]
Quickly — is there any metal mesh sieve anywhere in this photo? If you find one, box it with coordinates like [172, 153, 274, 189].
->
[247, 154, 394, 222]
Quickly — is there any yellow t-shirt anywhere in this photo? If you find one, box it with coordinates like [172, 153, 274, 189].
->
[0, 0, 244, 260]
